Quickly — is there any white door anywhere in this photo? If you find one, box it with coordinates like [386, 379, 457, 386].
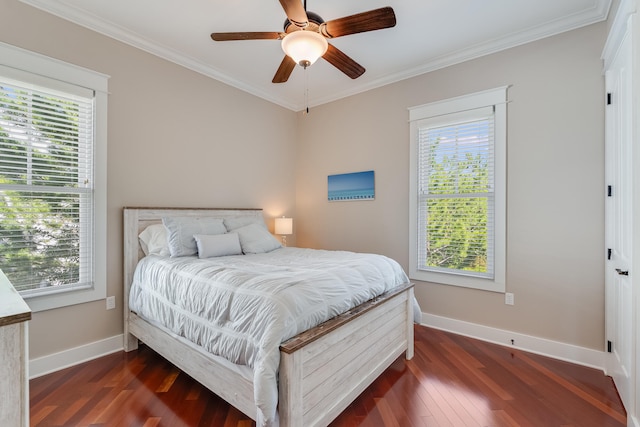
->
[604, 21, 633, 412]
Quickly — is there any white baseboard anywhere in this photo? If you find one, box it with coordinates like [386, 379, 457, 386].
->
[29, 334, 123, 379]
[421, 313, 605, 371]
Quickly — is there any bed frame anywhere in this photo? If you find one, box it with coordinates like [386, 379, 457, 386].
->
[123, 207, 414, 427]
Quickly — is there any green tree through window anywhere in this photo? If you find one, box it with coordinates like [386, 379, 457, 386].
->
[423, 120, 492, 273]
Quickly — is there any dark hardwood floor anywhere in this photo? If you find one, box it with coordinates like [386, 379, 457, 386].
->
[30, 326, 626, 427]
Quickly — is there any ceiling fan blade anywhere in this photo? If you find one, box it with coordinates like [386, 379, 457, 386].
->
[211, 32, 283, 41]
[279, 0, 309, 28]
[320, 7, 396, 38]
[322, 44, 365, 79]
[273, 56, 296, 83]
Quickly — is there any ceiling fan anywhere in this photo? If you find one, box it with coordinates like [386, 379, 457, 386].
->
[210, 0, 396, 83]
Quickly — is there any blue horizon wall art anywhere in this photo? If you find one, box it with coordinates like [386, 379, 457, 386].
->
[328, 170, 375, 202]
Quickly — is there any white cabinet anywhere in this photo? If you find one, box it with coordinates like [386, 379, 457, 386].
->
[0, 270, 31, 427]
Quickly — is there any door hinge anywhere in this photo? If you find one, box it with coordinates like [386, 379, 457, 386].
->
[607, 248, 612, 260]
[607, 93, 612, 105]
[608, 185, 612, 197]
[607, 340, 612, 353]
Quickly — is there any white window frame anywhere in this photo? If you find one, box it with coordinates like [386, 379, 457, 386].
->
[409, 87, 507, 293]
[0, 42, 108, 312]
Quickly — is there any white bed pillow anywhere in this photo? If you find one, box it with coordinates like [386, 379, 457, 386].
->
[223, 216, 267, 232]
[194, 233, 242, 258]
[235, 223, 282, 254]
[163, 216, 227, 257]
[138, 224, 170, 257]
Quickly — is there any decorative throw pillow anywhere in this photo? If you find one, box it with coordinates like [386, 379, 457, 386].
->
[162, 216, 227, 257]
[234, 223, 282, 254]
[194, 233, 242, 258]
[223, 216, 268, 232]
[138, 224, 170, 257]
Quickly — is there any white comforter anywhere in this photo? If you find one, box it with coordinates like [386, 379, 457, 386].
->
[129, 247, 411, 426]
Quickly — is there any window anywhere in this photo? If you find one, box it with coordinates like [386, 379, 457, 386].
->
[409, 87, 507, 292]
[0, 43, 108, 311]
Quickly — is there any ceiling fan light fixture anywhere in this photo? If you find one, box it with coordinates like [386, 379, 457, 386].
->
[281, 30, 328, 67]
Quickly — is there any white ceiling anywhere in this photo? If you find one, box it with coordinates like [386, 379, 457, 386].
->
[20, 0, 611, 111]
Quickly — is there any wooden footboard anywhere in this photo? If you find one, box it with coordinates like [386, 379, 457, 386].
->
[123, 207, 414, 426]
[279, 284, 414, 427]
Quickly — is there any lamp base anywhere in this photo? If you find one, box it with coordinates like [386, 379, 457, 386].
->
[281, 235, 287, 247]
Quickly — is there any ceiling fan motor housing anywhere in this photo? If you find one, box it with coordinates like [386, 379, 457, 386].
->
[283, 11, 325, 33]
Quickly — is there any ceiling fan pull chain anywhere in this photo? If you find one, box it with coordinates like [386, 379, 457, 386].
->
[305, 66, 309, 114]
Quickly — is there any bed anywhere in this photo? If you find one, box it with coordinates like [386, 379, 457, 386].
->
[123, 207, 415, 427]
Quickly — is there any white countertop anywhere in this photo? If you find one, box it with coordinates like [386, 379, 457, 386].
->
[0, 270, 31, 327]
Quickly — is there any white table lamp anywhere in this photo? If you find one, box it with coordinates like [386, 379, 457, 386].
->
[275, 217, 293, 246]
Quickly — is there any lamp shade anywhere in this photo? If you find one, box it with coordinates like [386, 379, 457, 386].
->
[281, 30, 328, 67]
[275, 217, 293, 235]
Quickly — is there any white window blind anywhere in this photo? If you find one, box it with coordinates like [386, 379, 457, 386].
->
[0, 77, 95, 296]
[417, 107, 495, 279]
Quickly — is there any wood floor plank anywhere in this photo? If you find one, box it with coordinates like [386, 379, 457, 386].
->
[50, 396, 91, 426]
[373, 398, 400, 427]
[30, 405, 57, 426]
[30, 326, 626, 427]
[518, 352, 627, 425]
[142, 417, 161, 427]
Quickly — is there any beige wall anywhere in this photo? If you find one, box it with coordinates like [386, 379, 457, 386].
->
[296, 23, 607, 350]
[1, 0, 297, 359]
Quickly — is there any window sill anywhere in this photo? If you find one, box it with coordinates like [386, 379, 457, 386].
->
[409, 269, 505, 293]
[21, 285, 106, 312]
